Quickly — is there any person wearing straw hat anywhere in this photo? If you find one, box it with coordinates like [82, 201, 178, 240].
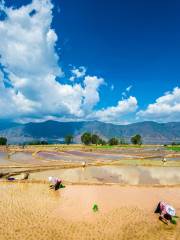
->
[154, 201, 176, 224]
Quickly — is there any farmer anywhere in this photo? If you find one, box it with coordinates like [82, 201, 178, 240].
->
[154, 201, 176, 224]
[48, 176, 62, 191]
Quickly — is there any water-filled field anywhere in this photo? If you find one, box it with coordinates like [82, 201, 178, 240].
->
[0, 146, 180, 186]
[30, 165, 180, 185]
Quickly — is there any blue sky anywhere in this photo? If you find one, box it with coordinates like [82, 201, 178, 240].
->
[0, 0, 179, 124]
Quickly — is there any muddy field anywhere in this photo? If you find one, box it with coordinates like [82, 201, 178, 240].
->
[0, 183, 180, 240]
[0, 145, 180, 239]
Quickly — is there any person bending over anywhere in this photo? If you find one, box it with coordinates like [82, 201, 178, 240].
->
[48, 176, 62, 191]
[155, 201, 176, 224]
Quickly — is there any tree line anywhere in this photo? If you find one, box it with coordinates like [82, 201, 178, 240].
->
[0, 134, 142, 146]
[64, 133, 142, 145]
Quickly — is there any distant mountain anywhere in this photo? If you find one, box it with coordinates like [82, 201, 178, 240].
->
[0, 120, 19, 131]
[0, 120, 180, 144]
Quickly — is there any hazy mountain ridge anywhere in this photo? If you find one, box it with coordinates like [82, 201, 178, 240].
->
[0, 120, 180, 144]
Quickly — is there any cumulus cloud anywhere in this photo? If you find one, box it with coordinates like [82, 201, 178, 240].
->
[91, 96, 138, 123]
[0, 0, 139, 124]
[0, 0, 105, 121]
[137, 87, 180, 122]
[70, 66, 87, 81]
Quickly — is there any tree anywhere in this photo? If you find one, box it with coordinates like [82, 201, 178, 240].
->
[0, 137, 7, 145]
[91, 134, 100, 145]
[27, 140, 48, 145]
[131, 134, 142, 145]
[119, 138, 127, 145]
[108, 137, 119, 146]
[98, 138, 107, 145]
[81, 132, 92, 145]
[64, 135, 73, 145]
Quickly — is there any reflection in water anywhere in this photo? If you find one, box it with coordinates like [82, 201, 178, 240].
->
[0, 152, 37, 165]
[10, 152, 37, 164]
[30, 166, 180, 185]
[0, 152, 12, 164]
[65, 150, 134, 160]
[37, 151, 81, 162]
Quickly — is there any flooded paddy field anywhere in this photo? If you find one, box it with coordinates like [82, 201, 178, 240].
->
[30, 165, 180, 185]
[0, 145, 180, 186]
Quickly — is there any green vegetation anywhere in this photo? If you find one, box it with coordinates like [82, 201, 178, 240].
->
[170, 218, 177, 225]
[80, 131, 145, 147]
[26, 140, 48, 145]
[131, 134, 142, 145]
[64, 135, 73, 145]
[0, 137, 7, 145]
[91, 134, 100, 145]
[166, 146, 180, 152]
[98, 138, 107, 145]
[94, 144, 143, 149]
[92, 203, 99, 212]
[81, 132, 92, 145]
[171, 142, 180, 145]
[81, 132, 106, 145]
[119, 138, 127, 144]
[108, 137, 119, 146]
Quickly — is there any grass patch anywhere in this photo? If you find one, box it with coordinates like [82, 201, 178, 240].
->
[166, 146, 180, 152]
[94, 144, 144, 149]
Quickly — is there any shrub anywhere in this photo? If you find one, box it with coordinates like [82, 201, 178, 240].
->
[131, 134, 142, 145]
[0, 137, 7, 145]
[108, 137, 119, 146]
[64, 135, 73, 145]
[91, 134, 100, 145]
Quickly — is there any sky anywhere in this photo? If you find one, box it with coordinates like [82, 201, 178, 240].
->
[0, 0, 179, 124]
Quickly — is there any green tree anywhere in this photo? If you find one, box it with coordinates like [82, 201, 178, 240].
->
[27, 140, 48, 145]
[0, 137, 7, 145]
[91, 134, 100, 145]
[81, 132, 92, 145]
[131, 134, 142, 145]
[119, 138, 127, 145]
[64, 135, 73, 145]
[108, 137, 119, 146]
[99, 138, 107, 145]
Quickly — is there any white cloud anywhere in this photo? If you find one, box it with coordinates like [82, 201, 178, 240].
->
[0, 0, 104, 121]
[137, 87, 180, 122]
[91, 96, 138, 123]
[126, 85, 132, 92]
[82, 75, 104, 113]
[70, 66, 87, 81]
[0, 0, 139, 124]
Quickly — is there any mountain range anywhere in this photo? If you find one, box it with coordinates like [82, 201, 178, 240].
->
[0, 120, 180, 144]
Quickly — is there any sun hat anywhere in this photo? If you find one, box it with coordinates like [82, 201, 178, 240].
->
[165, 205, 176, 216]
[48, 176, 53, 182]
